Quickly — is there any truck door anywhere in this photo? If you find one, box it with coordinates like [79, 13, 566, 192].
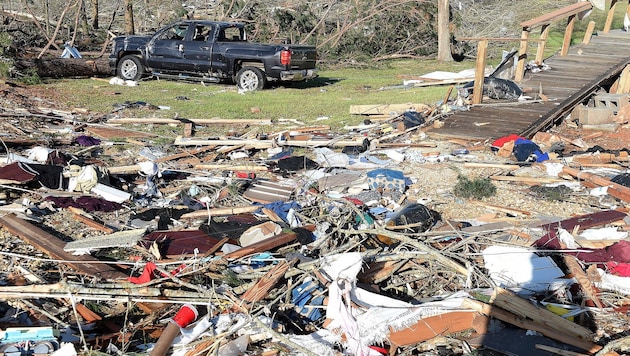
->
[210, 26, 245, 77]
[181, 24, 215, 73]
[146, 23, 190, 71]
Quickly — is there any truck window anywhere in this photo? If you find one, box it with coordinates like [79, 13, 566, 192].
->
[158, 24, 189, 40]
[219, 27, 243, 42]
[193, 25, 213, 41]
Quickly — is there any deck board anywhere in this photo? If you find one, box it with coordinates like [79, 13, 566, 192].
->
[428, 30, 630, 141]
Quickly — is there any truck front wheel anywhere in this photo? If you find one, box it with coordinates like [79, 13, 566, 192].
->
[117, 55, 144, 81]
[236, 67, 266, 91]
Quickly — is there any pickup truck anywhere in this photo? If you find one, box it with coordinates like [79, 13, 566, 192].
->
[108, 20, 318, 91]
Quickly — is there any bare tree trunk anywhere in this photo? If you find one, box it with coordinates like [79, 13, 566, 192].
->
[14, 57, 111, 78]
[437, 0, 453, 62]
[91, 0, 99, 29]
[124, 0, 135, 34]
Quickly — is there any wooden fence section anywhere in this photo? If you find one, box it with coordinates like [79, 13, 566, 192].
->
[427, 29, 630, 141]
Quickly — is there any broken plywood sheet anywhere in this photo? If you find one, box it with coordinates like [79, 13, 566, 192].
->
[64, 228, 145, 252]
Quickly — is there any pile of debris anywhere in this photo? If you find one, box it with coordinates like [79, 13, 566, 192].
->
[0, 82, 629, 356]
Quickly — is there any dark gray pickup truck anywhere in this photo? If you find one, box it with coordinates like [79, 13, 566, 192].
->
[108, 20, 318, 91]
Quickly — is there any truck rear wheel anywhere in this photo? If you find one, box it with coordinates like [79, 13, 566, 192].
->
[117, 55, 144, 81]
[236, 67, 266, 91]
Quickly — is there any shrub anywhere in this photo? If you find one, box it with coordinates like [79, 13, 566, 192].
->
[453, 174, 496, 200]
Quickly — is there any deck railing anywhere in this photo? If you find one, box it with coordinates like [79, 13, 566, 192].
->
[463, 0, 630, 104]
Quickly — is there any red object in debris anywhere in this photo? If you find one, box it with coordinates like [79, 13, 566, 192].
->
[369, 346, 388, 355]
[607, 261, 630, 277]
[127, 262, 187, 284]
[235, 171, 256, 179]
[172, 304, 198, 328]
[127, 262, 166, 284]
[149, 304, 199, 356]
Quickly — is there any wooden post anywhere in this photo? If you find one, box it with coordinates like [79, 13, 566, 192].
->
[582, 20, 596, 44]
[560, 14, 576, 56]
[614, 64, 630, 93]
[472, 39, 488, 105]
[603, 0, 619, 33]
[534, 24, 550, 64]
[515, 29, 530, 82]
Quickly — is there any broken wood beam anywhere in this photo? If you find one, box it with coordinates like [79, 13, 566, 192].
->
[68, 206, 115, 234]
[180, 205, 260, 219]
[193, 164, 269, 171]
[463, 297, 600, 353]
[564, 255, 603, 309]
[240, 259, 296, 304]
[224, 232, 297, 260]
[469, 287, 600, 353]
[107, 117, 274, 125]
[0, 213, 128, 280]
[562, 166, 630, 203]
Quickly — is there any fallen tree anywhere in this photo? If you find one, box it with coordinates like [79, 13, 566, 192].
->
[13, 57, 111, 78]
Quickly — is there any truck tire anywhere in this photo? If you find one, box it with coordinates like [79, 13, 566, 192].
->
[236, 67, 266, 91]
[117, 55, 144, 81]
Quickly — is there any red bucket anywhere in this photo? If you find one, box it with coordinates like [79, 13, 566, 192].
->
[172, 304, 198, 327]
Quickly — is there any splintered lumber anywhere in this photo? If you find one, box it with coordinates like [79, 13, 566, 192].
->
[562, 166, 630, 203]
[174, 135, 369, 149]
[369, 228, 469, 277]
[240, 259, 296, 304]
[463, 162, 521, 170]
[0, 213, 128, 280]
[0, 281, 218, 304]
[563, 255, 603, 309]
[68, 206, 115, 234]
[464, 288, 600, 353]
[107, 118, 274, 125]
[571, 151, 629, 165]
[490, 175, 566, 185]
[349, 103, 431, 115]
[180, 205, 260, 219]
[174, 136, 274, 149]
[469, 201, 531, 216]
[193, 164, 269, 171]
[224, 232, 297, 260]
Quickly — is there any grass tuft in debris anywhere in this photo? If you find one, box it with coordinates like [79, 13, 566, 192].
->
[529, 185, 573, 201]
[453, 174, 496, 200]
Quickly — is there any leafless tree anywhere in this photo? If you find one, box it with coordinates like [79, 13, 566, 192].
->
[437, 0, 453, 62]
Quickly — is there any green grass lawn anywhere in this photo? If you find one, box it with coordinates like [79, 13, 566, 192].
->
[43, 59, 474, 132]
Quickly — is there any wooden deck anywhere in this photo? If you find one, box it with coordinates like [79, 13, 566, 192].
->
[427, 30, 630, 141]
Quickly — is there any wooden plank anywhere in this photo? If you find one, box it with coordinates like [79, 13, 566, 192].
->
[223, 232, 297, 260]
[463, 294, 601, 353]
[107, 117, 274, 125]
[0, 214, 128, 280]
[240, 259, 296, 304]
[563, 167, 630, 203]
[520, 2, 592, 29]
[349, 103, 430, 115]
[69, 209, 115, 234]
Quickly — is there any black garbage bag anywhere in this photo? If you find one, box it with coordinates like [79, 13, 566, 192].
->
[462, 77, 522, 100]
[386, 203, 441, 234]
